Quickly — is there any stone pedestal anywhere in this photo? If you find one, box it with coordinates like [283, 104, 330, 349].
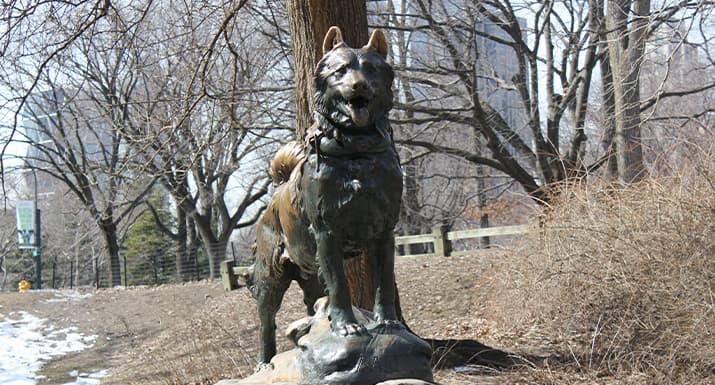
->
[219, 298, 436, 385]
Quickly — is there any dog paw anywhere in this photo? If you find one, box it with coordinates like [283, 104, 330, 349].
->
[335, 322, 368, 337]
[255, 362, 274, 372]
[377, 319, 404, 332]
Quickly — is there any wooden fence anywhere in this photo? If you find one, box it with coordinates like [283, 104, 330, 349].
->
[221, 224, 531, 290]
[394, 224, 530, 258]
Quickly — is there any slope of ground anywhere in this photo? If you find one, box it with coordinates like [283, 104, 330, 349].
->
[1, 252, 533, 385]
[2, 243, 712, 385]
[0, 281, 223, 384]
[4, 152, 714, 385]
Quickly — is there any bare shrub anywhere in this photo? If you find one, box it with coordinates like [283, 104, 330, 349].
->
[502, 143, 714, 381]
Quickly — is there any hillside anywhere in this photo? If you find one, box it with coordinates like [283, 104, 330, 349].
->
[2, 170, 714, 385]
[2, 252, 547, 385]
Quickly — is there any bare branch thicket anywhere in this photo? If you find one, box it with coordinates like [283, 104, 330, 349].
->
[1, 1, 294, 285]
[3, 2, 167, 286]
[370, 0, 600, 223]
[498, 143, 715, 380]
[114, 1, 295, 278]
[0, 1, 111, 193]
[635, 2, 715, 173]
[372, 0, 715, 211]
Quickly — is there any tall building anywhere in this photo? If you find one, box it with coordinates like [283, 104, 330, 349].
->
[21, 88, 121, 198]
[368, 3, 531, 230]
[20, 90, 67, 196]
[475, 18, 528, 132]
[645, 23, 699, 84]
[22, 90, 64, 167]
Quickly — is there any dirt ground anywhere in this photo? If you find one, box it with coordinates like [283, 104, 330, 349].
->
[0, 279, 224, 384]
[0, 251, 664, 385]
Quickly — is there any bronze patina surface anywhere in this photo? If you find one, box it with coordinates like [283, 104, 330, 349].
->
[233, 298, 434, 385]
[241, 27, 432, 384]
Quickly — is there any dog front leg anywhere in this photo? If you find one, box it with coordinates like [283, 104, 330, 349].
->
[316, 230, 366, 336]
[256, 279, 290, 369]
[373, 233, 400, 325]
[297, 274, 324, 316]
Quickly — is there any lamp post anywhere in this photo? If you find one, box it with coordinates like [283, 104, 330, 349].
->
[29, 168, 42, 290]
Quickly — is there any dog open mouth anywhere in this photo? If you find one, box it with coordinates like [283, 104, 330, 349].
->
[346, 95, 370, 127]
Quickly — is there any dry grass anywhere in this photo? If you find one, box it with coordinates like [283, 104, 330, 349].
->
[104, 147, 714, 384]
[495, 145, 715, 383]
[14, 144, 713, 385]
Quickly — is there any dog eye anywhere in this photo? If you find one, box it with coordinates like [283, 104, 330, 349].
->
[335, 64, 348, 75]
[362, 62, 376, 74]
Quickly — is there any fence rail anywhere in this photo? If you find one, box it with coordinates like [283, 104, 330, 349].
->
[395, 224, 531, 258]
[221, 224, 532, 291]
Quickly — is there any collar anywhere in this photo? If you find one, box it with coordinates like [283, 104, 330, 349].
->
[308, 112, 393, 156]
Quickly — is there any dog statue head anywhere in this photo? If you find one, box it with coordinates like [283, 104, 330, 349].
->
[313, 26, 394, 137]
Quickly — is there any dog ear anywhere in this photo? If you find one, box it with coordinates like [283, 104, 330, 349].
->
[365, 29, 388, 58]
[322, 26, 344, 55]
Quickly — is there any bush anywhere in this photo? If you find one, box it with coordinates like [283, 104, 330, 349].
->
[506, 149, 714, 381]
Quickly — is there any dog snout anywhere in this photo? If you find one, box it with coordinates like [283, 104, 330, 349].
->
[351, 80, 369, 92]
[343, 71, 371, 94]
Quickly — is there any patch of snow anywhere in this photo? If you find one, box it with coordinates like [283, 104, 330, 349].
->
[0, 311, 100, 385]
[61, 369, 110, 385]
[43, 291, 94, 303]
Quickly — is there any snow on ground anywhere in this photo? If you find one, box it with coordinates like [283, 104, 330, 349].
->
[62, 369, 110, 385]
[0, 310, 103, 385]
[43, 291, 94, 304]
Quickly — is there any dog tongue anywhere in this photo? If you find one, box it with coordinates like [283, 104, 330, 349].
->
[350, 106, 369, 127]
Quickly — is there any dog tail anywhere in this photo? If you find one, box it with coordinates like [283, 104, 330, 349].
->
[269, 141, 305, 185]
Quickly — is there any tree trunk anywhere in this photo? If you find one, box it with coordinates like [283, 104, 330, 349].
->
[175, 205, 187, 280]
[175, 205, 195, 282]
[606, 0, 648, 182]
[193, 214, 225, 278]
[476, 165, 490, 248]
[286, 1, 402, 317]
[599, 41, 619, 177]
[187, 216, 200, 280]
[205, 242, 225, 278]
[100, 219, 122, 287]
[286, 0, 368, 139]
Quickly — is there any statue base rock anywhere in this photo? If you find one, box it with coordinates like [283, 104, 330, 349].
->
[219, 298, 436, 385]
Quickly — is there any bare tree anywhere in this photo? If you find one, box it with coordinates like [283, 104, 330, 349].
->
[13, 51, 154, 286]
[605, 0, 650, 182]
[598, 0, 715, 180]
[117, 1, 292, 278]
[379, 0, 606, 204]
[0, 1, 111, 187]
[371, 0, 714, 207]
[2, 1, 296, 281]
[1, 2, 162, 287]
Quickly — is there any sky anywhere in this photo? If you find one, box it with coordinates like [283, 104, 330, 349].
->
[0, 292, 108, 385]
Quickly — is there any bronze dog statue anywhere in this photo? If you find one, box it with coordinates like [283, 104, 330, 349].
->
[245, 26, 402, 368]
